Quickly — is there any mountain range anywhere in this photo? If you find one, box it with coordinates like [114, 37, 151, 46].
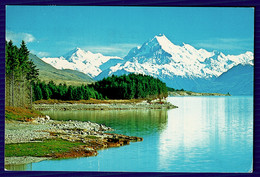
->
[29, 53, 94, 85]
[41, 34, 254, 95]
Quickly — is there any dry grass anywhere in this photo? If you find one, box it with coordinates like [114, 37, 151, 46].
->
[5, 106, 44, 121]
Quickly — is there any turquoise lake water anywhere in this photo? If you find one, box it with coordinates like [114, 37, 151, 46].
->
[9, 96, 253, 172]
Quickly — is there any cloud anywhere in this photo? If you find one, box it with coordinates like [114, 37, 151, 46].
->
[195, 38, 253, 53]
[30, 50, 50, 57]
[37, 52, 50, 57]
[196, 42, 243, 50]
[82, 43, 140, 57]
[6, 31, 36, 43]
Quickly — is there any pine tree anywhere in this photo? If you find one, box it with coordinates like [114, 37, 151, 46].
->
[6, 41, 20, 106]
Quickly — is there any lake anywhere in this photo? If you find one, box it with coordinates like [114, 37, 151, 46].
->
[8, 96, 253, 172]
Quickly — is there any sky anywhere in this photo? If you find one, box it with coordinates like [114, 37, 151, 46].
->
[6, 6, 254, 58]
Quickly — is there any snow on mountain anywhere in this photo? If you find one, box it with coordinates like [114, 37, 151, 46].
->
[42, 47, 123, 78]
[98, 34, 253, 83]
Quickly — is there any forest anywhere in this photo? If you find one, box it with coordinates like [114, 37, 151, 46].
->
[6, 41, 169, 105]
[92, 74, 168, 99]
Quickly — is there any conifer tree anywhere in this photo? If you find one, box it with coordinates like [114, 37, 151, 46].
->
[5, 40, 40, 107]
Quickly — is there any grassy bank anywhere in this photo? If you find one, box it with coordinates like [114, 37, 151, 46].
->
[5, 139, 85, 158]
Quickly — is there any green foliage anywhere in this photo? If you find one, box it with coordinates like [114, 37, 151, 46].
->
[5, 139, 84, 157]
[167, 87, 176, 92]
[33, 81, 103, 101]
[92, 73, 168, 99]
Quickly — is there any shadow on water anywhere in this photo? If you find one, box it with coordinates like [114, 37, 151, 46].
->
[5, 163, 32, 171]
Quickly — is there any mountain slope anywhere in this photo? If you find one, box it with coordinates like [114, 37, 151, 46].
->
[200, 64, 254, 95]
[29, 53, 94, 85]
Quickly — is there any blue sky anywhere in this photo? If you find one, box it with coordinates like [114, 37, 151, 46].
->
[6, 6, 254, 57]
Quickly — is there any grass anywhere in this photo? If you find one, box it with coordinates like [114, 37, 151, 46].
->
[5, 106, 44, 121]
[5, 139, 85, 157]
[33, 98, 146, 104]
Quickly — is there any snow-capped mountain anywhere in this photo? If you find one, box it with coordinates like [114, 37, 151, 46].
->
[41, 34, 253, 94]
[95, 34, 253, 92]
[100, 34, 253, 80]
[42, 47, 123, 78]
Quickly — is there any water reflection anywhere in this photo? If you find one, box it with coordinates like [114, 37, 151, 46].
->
[159, 97, 253, 172]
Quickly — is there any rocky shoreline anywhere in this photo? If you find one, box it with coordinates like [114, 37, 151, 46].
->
[5, 117, 143, 166]
[33, 100, 177, 111]
[168, 91, 230, 96]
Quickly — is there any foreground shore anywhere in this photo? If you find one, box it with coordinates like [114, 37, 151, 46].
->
[5, 98, 177, 167]
[5, 117, 142, 166]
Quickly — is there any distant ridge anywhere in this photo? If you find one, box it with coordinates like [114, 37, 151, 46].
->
[202, 64, 254, 95]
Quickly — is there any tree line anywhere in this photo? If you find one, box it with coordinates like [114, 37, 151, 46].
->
[33, 81, 103, 101]
[91, 73, 168, 99]
[5, 40, 39, 108]
[167, 87, 185, 92]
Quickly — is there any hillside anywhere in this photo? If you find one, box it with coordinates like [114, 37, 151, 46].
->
[29, 53, 94, 85]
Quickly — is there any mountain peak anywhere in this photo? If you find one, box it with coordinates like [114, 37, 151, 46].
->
[155, 33, 165, 37]
[153, 34, 175, 48]
[154, 34, 168, 42]
[72, 47, 84, 52]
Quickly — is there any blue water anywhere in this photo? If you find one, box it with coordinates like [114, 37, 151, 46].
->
[12, 96, 253, 172]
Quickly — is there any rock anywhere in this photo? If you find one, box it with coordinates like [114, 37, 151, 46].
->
[45, 115, 50, 121]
